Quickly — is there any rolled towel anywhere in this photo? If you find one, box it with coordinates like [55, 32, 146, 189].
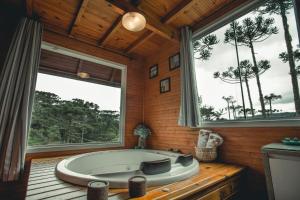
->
[206, 133, 223, 148]
[197, 129, 212, 148]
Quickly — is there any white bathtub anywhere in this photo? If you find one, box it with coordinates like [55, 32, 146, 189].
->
[55, 149, 199, 188]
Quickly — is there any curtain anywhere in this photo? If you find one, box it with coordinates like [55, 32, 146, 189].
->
[0, 18, 43, 181]
[178, 26, 201, 128]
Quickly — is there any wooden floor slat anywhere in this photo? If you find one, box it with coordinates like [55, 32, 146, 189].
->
[27, 183, 74, 196]
[28, 177, 58, 185]
[30, 164, 56, 170]
[26, 187, 83, 200]
[30, 166, 55, 172]
[27, 180, 64, 190]
[29, 171, 54, 178]
[29, 174, 56, 181]
[44, 190, 87, 200]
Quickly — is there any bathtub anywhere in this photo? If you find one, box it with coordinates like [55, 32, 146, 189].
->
[55, 149, 199, 188]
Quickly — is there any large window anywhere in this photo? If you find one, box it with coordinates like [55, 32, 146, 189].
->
[194, 0, 300, 125]
[28, 43, 126, 151]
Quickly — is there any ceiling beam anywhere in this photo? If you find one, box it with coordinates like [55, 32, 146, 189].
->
[192, 0, 250, 32]
[125, 30, 153, 53]
[161, 0, 193, 24]
[98, 15, 123, 46]
[106, 0, 178, 41]
[68, 0, 89, 36]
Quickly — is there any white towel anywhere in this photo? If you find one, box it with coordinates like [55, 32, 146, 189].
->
[197, 129, 212, 148]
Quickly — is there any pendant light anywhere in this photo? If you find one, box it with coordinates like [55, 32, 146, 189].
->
[122, 12, 146, 32]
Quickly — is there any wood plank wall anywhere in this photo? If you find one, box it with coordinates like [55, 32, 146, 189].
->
[143, 41, 300, 200]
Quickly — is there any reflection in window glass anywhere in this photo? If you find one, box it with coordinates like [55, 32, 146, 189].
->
[194, 0, 300, 122]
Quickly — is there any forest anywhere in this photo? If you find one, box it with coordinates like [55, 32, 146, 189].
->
[194, 0, 300, 121]
[28, 91, 120, 146]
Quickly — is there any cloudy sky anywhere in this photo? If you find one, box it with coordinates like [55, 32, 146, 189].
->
[35, 73, 121, 111]
[194, 4, 299, 119]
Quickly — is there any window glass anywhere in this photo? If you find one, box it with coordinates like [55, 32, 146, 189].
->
[194, 0, 300, 123]
[28, 72, 122, 146]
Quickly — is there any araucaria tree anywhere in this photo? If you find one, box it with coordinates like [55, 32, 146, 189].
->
[223, 21, 247, 118]
[280, 49, 300, 78]
[194, 34, 219, 60]
[225, 16, 278, 117]
[214, 60, 257, 117]
[259, 0, 300, 115]
[222, 96, 234, 120]
[264, 93, 282, 116]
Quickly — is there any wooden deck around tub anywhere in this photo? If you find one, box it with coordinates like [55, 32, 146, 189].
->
[26, 157, 245, 200]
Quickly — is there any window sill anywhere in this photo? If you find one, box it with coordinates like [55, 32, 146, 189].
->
[26, 142, 124, 154]
[199, 118, 300, 128]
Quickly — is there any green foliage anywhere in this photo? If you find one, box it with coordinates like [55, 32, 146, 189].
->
[264, 93, 282, 116]
[193, 34, 219, 60]
[213, 60, 261, 84]
[253, 60, 271, 74]
[200, 105, 224, 121]
[29, 91, 120, 146]
[258, 0, 293, 15]
[224, 16, 278, 47]
[264, 93, 282, 103]
[279, 49, 300, 76]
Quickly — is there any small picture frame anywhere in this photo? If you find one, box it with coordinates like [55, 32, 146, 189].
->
[160, 77, 171, 93]
[149, 64, 158, 79]
[169, 53, 180, 71]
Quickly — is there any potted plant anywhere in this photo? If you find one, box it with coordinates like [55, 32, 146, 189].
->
[134, 123, 151, 149]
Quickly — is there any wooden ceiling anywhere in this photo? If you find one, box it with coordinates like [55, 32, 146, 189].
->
[25, 0, 234, 58]
[40, 49, 121, 87]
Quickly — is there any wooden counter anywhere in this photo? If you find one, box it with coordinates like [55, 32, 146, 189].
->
[26, 157, 244, 200]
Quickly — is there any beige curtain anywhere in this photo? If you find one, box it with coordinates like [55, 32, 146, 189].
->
[178, 26, 201, 128]
[0, 18, 43, 181]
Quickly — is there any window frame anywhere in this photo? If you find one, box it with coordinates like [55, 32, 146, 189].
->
[192, 0, 300, 128]
[27, 42, 127, 153]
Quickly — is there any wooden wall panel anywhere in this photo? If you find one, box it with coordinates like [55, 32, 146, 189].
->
[143, 41, 300, 200]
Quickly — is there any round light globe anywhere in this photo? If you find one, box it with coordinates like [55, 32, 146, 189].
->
[77, 72, 90, 79]
[122, 12, 146, 32]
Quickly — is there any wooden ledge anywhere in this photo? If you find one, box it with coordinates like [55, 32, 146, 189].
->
[26, 157, 245, 200]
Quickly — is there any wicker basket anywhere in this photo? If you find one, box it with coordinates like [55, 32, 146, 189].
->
[195, 147, 217, 162]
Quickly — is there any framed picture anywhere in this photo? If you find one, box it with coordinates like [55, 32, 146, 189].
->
[169, 53, 180, 70]
[149, 64, 158, 79]
[160, 77, 171, 93]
